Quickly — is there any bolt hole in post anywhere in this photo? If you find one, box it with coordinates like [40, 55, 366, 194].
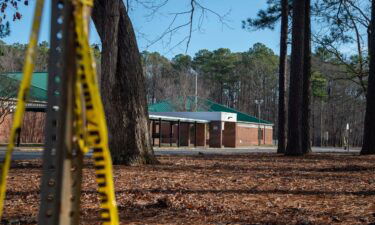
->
[57, 16, 63, 24]
[56, 31, 63, 40]
[57, 1, 64, 9]
[54, 76, 61, 83]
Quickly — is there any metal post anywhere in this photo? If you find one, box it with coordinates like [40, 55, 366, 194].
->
[159, 118, 162, 148]
[38, 1, 73, 224]
[177, 120, 180, 148]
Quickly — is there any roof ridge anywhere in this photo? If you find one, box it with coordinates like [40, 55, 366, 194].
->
[149, 97, 273, 124]
[195, 97, 272, 124]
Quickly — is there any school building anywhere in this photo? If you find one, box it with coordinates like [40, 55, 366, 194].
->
[0, 72, 274, 147]
[148, 98, 274, 148]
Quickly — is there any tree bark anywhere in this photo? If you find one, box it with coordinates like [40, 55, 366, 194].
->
[285, 0, 306, 156]
[92, 0, 157, 164]
[277, 0, 288, 154]
[302, 0, 312, 154]
[361, 0, 375, 155]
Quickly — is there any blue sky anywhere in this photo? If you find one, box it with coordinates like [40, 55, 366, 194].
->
[2, 0, 281, 58]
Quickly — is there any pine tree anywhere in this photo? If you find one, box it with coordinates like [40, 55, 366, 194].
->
[361, 0, 375, 155]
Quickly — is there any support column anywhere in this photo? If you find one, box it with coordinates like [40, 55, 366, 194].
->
[152, 120, 155, 146]
[196, 123, 206, 147]
[222, 122, 236, 148]
[159, 118, 162, 148]
[194, 122, 197, 147]
[180, 122, 190, 146]
[177, 120, 180, 147]
[209, 121, 222, 148]
[170, 122, 173, 147]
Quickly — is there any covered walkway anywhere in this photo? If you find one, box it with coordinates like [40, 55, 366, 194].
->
[149, 114, 209, 148]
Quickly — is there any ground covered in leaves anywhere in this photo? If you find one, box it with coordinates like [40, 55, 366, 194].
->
[2, 153, 375, 224]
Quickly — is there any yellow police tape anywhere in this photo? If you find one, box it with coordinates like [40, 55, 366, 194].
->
[72, 0, 119, 224]
[0, 0, 45, 219]
[0, 0, 119, 223]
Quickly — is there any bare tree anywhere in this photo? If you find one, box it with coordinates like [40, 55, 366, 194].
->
[130, 0, 231, 53]
[0, 75, 17, 125]
[20, 112, 45, 143]
[313, 0, 371, 96]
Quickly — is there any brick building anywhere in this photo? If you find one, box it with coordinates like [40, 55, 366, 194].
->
[148, 98, 273, 148]
[0, 73, 273, 147]
[0, 72, 47, 143]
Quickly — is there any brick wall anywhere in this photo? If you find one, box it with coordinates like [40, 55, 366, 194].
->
[195, 123, 206, 147]
[264, 128, 273, 145]
[209, 121, 222, 148]
[236, 123, 273, 146]
[179, 123, 190, 146]
[223, 122, 236, 147]
[160, 122, 174, 144]
[236, 126, 258, 146]
[0, 114, 12, 143]
[188, 123, 207, 147]
[0, 112, 46, 144]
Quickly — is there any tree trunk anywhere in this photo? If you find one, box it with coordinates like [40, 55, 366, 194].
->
[92, 0, 157, 164]
[311, 96, 315, 146]
[277, 0, 288, 154]
[361, 0, 375, 155]
[285, 0, 306, 156]
[302, 0, 312, 154]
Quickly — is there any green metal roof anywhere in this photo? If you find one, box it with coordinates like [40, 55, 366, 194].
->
[0, 73, 272, 125]
[0, 72, 48, 101]
[149, 97, 273, 125]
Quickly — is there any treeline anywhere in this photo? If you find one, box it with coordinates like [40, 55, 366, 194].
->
[0, 40, 366, 148]
[0, 41, 101, 72]
[142, 43, 366, 147]
[0, 40, 48, 72]
[243, 0, 373, 154]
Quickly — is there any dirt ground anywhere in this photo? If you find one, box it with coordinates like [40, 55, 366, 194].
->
[2, 153, 375, 225]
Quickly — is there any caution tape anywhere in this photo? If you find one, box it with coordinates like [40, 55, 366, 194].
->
[72, 0, 119, 224]
[0, 0, 119, 222]
[0, 0, 45, 219]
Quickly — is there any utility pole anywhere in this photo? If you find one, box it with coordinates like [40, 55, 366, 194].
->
[346, 123, 350, 152]
[255, 99, 264, 146]
[195, 72, 198, 111]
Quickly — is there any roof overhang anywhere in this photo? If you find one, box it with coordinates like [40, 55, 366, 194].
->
[149, 114, 209, 123]
[149, 112, 237, 122]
